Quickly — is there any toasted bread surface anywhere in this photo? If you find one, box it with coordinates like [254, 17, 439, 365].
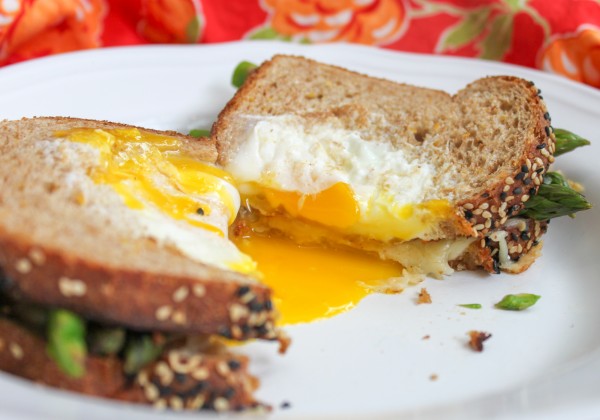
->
[0, 117, 279, 340]
[0, 317, 262, 411]
[213, 55, 556, 272]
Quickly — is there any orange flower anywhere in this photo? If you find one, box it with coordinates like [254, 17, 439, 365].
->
[0, 0, 25, 46]
[139, 0, 203, 44]
[262, 0, 406, 45]
[0, 0, 105, 65]
[540, 26, 600, 88]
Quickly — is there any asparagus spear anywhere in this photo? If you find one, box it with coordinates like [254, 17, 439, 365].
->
[123, 334, 164, 375]
[553, 128, 591, 156]
[520, 172, 591, 220]
[495, 293, 540, 310]
[231, 61, 257, 88]
[47, 309, 87, 378]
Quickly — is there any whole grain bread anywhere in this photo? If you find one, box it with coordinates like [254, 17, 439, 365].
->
[0, 117, 280, 341]
[213, 55, 556, 273]
[0, 317, 263, 411]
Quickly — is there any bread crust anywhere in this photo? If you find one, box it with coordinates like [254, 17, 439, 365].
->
[213, 56, 555, 273]
[0, 318, 263, 411]
[0, 117, 281, 341]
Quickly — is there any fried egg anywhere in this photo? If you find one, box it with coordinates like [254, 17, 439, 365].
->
[57, 127, 256, 274]
[226, 115, 454, 242]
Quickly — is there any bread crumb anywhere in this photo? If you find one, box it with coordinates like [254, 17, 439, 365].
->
[422, 335, 430, 340]
[468, 330, 492, 352]
[417, 288, 432, 304]
[429, 374, 438, 381]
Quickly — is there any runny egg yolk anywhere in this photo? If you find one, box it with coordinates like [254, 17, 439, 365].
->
[232, 233, 405, 325]
[56, 128, 236, 236]
[254, 183, 454, 242]
[263, 182, 360, 229]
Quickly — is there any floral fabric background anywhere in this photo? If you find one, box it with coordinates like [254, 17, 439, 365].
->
[1, 0, 599, 88]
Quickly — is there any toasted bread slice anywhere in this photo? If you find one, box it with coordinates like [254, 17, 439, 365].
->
[0, 317, 262, 411]
[213, 55, 555, 275]
[0, 117, 279, 341]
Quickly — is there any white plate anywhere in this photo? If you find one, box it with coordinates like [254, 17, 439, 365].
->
[0, 42, 599, 420]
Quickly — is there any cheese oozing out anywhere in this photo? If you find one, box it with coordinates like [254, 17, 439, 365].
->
[56, 128, 257, 274]
[225, 115, 455, 242]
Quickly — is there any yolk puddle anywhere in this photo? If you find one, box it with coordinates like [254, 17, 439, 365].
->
[232, 233, 405, 325]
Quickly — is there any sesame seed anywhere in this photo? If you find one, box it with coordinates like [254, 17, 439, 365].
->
[534, 177, 541, 185]
[505, 177, 514, 185]
[9, 343, 23, 360]
[236, 285, 251, 297]
[155, 305, 172, 321]
[473, 208, 483, 215]
[521, 164, 529, 173]
[503, 185, 510, 192]
[521, 232, 530, 241]
[517, 244, 523, 253]
[58, 277, 87, 297]
[155, 361, 174, 386]
[168, 351, 202, 374]
[500, 216, 508, 224]
[541, 148, 550, 157]
[481, 192, 490, 198]
[191, 367, 209, 381]
[511, 232, 519, 241]
[228, 359, 242, 371]
[170, 396, 184, 411]
[479, 203, 489, 210]
[543, 112, 550, 120]
[535, 157, 544, 166]
[192, 284, 206, 297]
[524, 178, 532, 185]
[188, 395, 206, 410]
[144, 383, 159, 401]
[499, 202, 507, 211]
[480, 239, 486, 247]
[537, 143, 546, 150]
[515, 172, 525, 181]
[522, 195, 530, 202]
[500, 192, 507, 201]
[464, 210, 473, 219]
[482, 211, 492, 219]
[216, 361, 231, 378]
[545, 126, 550, 136]
[484, 219, 491, 229]
[137, 371, 149, 386]
[548, 155, 555, 163]
[28, 249, 46, 265]
[463, 203, 474, 210]
[172, 286, 189, 303]
[240, 291, 256, 304]
[15, 258, 32, 274]
[474, 224, 485, 231]
[229, 303, 249, 323]
[229, 325, 242, 339]
[213, 397, 230, 412]
[509, 246, 518, 254]
[172, 310, 187, 325]
[499, 209, 506, 218]
[153, 399, 167, 410]
[513, 187, 523, 195]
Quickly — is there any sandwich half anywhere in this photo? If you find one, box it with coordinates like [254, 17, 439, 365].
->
[0, 117, 285, 411]
[214, 55, 556, 278]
